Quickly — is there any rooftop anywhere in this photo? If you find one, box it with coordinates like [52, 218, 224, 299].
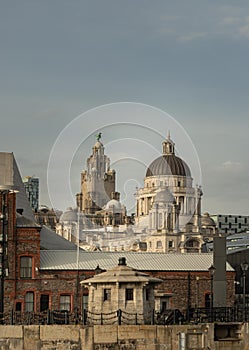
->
[40, 251, 234, 272]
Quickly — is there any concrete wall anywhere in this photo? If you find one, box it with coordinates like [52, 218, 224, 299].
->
[0, 323, 249, 350]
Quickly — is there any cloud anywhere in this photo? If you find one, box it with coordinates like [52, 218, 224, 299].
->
[220, 17, 241, 26]
[238, 24, 249, 37]
[177, 32, 207, 42]
[219, 11, 249, 38]
[219, 5, 243, 16]
[221, 160, 242, 168]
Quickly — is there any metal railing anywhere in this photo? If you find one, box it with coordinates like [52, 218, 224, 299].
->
[0, 309, 148, 326]
[0, 306, 248, 325]
[188, 306, 249, 324]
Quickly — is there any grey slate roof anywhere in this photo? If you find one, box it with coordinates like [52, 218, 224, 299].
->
[40, 251, 234, 272]
[40, 226, 78, 251]
[0, 152, 35, 221]
[16, 213, 41, 228]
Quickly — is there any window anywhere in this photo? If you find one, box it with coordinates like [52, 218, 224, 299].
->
[156, 240, 162, 249]
[205, 293, 211, 309]
[82, 294, 89, 311]
[103, 288, 111, 301]
[20, 257, 32, 278]
[25, 292, 34, 312]
[145, 289, 149, 301]
[15, 302, 22, 312]
[186, 240, 199, 248]
[161, 300, 169, 312]
[126, 288, 133, 301]
[40, 294, 49, 312]
[168, 240, 174, 248]
[60, 295, 71, 311]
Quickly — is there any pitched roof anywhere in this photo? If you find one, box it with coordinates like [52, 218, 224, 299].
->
[40, 225, 79, 251]
[0, 152, 35, 221]
[81, 260, 162, 284]
[40, 251, 234, 272]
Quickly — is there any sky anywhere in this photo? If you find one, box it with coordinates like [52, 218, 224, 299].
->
[1, 1, 249, 215]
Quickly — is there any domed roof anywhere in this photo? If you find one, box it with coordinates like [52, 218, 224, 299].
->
[146, 154, 191, 177]
[146, 134, 191, 177]
[154, 187, 175, 203]
[104, 199, 122, 213]
[201, 212, 216, 227]
[59, 207, 78, 222]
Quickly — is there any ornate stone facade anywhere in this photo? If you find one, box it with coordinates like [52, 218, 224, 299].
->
[76, 137, 116, 215]
[135, 134, 206, 253]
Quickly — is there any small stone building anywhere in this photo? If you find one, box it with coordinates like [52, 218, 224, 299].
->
[81, 257, 162, 324]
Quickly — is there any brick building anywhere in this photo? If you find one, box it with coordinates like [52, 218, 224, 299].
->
[1, 188, 235, 316]
[0, 152, 236, 319]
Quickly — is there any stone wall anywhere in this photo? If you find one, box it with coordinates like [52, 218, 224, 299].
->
[0, 323, 249, 350]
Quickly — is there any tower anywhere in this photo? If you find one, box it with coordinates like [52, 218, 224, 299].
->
[135, 133, 203, 252]
[76, 134, 116, 215]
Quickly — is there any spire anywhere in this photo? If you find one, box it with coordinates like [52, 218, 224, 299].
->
[162, 132, 175, 155]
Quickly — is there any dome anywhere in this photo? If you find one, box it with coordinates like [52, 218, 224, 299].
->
[104, 199, 122, 213]
[146, 154, 191, 177]
[146, 134, 191, 177]
[201, 212, 216, 227]
[59, 207, 78, 222]
[154, 187, 175, 203]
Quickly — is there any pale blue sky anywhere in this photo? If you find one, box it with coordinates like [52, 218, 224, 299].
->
[1, 1, 249, 214]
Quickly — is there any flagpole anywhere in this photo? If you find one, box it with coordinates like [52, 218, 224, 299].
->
[76, 206, 80, 270]
[76, 207, 80, 315]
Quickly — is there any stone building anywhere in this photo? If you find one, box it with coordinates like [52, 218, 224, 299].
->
[82, 257, 161, 324]
[76, 135, 116, 215]
[135, 134, 209, 253]
[34, 205, 61, 231]
[0, 152, 236, 319]
[75, 135, 131, 228]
